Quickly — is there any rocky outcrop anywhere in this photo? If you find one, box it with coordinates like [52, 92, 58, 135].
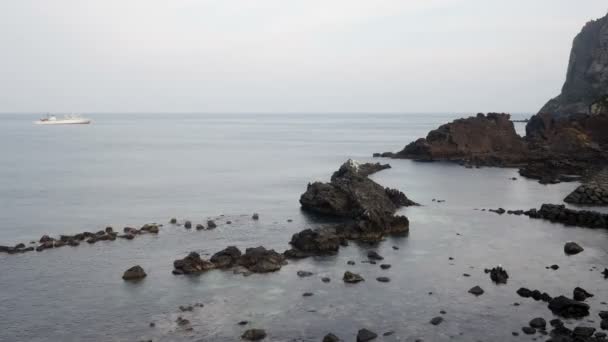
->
[537, 13, 608, 117]
[122, 265, 147, 281]
[548, 296, 590, 318]
[237, 246, 286, 273]
[524, 204, 608, 229]
[380, 113, 528, 166]
[173, 246, 286, 275]
[284, 227, 342, 258]
[299, 160, 416, 241]
[172, 252, 215, 275]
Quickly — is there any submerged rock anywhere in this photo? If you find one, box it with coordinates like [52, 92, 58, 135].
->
[284, 227, 341, 258]
[529, 317, 547, 329]
[122, 265, 147, 281]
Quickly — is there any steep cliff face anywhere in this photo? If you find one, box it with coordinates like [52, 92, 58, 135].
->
[537, 13, 608, 117]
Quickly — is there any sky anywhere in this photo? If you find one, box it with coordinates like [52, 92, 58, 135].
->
[0, 0, 607, 114]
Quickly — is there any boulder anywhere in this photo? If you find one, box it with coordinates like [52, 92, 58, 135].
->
[173, 252, 215, 275]
[322, 333, 341, 342]
[207, 220, 217, 229]
[210, 246, 242, 268]
[564, 242, 584, 255]
[343, 271, 364, 283]
[548, 296, 590, 318]
[573, 287, 594, 301]
[122, 265, 147, 281]
[284, 227, 341, 258]
[241, 329, 266, 341]
[356, 329, 377, 342]
[184, 221, 192, 229]
[529, 317, 547, 329]
[468, 286, 484, 296]
[237, 247, 285, 273]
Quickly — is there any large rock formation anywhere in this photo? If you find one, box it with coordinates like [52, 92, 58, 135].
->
[381, 113, 528, 166]
[299, 160, 416, 240]
[537, 13, 608, 117]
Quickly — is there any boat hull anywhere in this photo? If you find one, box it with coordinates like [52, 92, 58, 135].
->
[34, 119, 91, 125]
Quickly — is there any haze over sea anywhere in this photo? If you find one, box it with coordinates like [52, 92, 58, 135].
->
[2, 113, 607, 342]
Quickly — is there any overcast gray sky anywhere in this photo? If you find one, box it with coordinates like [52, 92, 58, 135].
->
[1, 1, 606, 113]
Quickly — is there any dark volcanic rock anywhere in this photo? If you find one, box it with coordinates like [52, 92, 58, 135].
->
[489, 266, 509, 284]
[356, 329, 377, 342]
[343, 271, 364, 283]
[210, 246, 242, 268]
[296, 270, 313, 277]
[564, 242, 584, 255]
[468, 286, 484, 296]
[430, 316, 444, 325]
[367, 251, 383, 260]
[207, 220, 217, 229]
[529, 317, 547, 329]
[522, 326, 536, 335]
[573, 287, 594, 301]
[526, 203, 608, 229]
[284, 227, 341, 258]
[386, 113, 528, 166]
[548, 296, 590, 318]
[299, 160, 415, 240]
[173, 252, 215, 275]
[241, 328, 267, 341]
[122, 265, 147, 281]
[322, 333, 341, 342]
[237, 246, 285, 273]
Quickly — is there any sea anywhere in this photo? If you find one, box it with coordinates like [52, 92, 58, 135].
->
[1, 113, 607, 342]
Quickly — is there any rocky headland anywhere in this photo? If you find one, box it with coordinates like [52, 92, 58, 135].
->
[377, 12, 608, 191]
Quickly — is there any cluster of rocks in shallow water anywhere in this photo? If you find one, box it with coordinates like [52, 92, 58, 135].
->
[172, 246, 287, 275]
[565, 183, 608, 205]
[0, 224, 161, 255]
[487, 203, 608, 229]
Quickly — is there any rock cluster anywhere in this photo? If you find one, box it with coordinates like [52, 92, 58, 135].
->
[299, 160, 416, 242]
[524, 204, 608, 229]
[565, 183, 608, 205]
[0, 224, 161, 255]
[172, 246, 286, 275]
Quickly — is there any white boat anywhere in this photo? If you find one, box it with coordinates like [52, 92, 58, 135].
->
[34, 114, 91, 125]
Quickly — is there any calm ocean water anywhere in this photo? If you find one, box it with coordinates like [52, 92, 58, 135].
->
[1, 113, 607, 342]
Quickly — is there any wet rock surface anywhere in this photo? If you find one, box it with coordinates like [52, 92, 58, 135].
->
[343, 271, 364, 283]
[299, 160, 416, 241]
[489, 266, 509, 284]
[548, 296, 590, 318]
[356, 328, 377, 342]
[122, 265, 147, 281]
